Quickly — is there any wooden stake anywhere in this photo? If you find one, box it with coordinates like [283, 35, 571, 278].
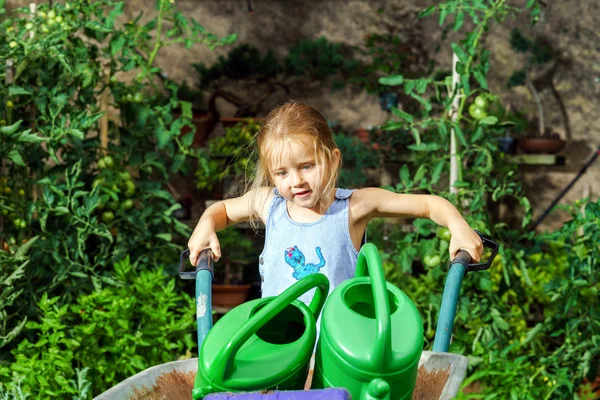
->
[99, 65, 110, 153]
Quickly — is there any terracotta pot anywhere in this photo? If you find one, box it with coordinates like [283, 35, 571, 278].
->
[212, 284, 251, 307]
[518, 137, 566, 154]
[355, 128, 370, 144]
[220, 117, 265, 128]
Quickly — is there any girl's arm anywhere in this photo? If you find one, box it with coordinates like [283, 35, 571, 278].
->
[351, 188, 483, 261]
[187, 187, 272, 265]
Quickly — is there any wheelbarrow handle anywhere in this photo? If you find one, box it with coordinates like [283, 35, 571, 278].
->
[179, 248, 214, 280]
[433, 232, 499, 353]
[450, 231, 499, 275]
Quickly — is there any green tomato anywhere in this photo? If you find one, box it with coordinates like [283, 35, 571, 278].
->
[468, 104, 487, 120]
[121, 199, 133, 210]
[55, 16, 63, 23]
[6, 100, 14, 108]
[101, 211, 114, 223]
[423, 254, 441, 268]
[125, 180, 135, 192]
[103, 156, 114, 168]
[4, 187, 11, 194]
[97, 159, 106, 169]
[38, 11, 47, 18]
[17, 189, 25, 197]
[474, 95, 487, 109]
[8, 41, 17, 48]
[133, 93, 143, 103]
[47, 10, 56, 19]
[436, 227, 452, 242]
[19, 220, 26, 229]
[119, 171, 131, 181]
[25, 22, 34, 30]
[41, 24, 49, 33]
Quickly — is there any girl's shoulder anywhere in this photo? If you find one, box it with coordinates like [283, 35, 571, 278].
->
[347, 187, 386, 219]
[249, 186, 276, 222]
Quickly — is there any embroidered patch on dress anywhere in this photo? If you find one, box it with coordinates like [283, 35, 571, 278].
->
[284, 245, 326, 280]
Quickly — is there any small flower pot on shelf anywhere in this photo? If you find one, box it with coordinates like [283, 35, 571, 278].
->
[518, 137, 565, 154]
[212, 284, 251, 307]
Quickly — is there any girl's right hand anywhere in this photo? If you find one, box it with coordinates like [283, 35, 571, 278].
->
[187, 220, 221, 266]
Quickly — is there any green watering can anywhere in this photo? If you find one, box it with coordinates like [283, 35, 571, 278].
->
[193, 273, 330, 399]
[312, 244, 424, 400]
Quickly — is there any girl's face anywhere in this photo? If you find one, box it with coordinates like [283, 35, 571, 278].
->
[269, 139, 338, 210]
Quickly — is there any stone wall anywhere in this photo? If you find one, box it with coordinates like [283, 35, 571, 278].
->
[6, 0, 600, 230]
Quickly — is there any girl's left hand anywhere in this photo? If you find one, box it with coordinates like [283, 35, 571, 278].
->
[448, 220, 483, 262]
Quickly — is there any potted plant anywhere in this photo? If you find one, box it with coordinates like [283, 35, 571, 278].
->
[212, 226, 259, 307]
[508, 28, 566, 154]
[196, 119, 260, 200]
[191, 39, 358, 127]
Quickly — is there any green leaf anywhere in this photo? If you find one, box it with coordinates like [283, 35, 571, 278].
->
[439, 7, 449, 26]
[451, 123, 467, 146]
[469, 126, 483, 144]
[54, 206, 70, 215]
[0, 120, 23, 135]
[85, 21, 112, 33]
[8, 150, 25, 166]
[180, 101, 193, 119]
[453, 180, 470, 188]
[453, 11, 464, 31]
[156, 233, 172, 242]
[418, 5, 436, 19]
[399, 165, 410, 184]
[460, 73, 470, 95]
[379, 75, 404, 86]
[15, 236, 38, 258]
[473, 69, 488, 89]
[156, 126, 171, 149]
[391, 107, 414, 123]
[432, 160, 445, 184]
[18, 130, 45, 143]
[437, 121, 448, 138]
[69, 129, 85, 139]
[410, 93, 432, 112]
[413, 165, 426, 183]
[410, 127, 422, 145]
[110, 35, 126, 56]
[451, 42, 469, 64]
[415, 79, 429, 94]
[8, 86, 31, 96]
[479, 116, 498, 125]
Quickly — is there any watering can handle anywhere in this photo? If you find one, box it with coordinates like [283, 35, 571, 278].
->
[209, 272, 330, 384]
[355, 243, 391, 371]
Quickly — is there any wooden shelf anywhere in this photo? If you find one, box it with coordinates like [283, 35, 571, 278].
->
[507, 154, 565, 165]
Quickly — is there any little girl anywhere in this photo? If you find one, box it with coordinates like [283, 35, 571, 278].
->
[188, 101, 483, 302]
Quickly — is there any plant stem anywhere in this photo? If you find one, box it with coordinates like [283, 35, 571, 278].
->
[146, 0, 165, 69]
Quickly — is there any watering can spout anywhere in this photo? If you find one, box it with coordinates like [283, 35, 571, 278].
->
[361, 378, 390, 400]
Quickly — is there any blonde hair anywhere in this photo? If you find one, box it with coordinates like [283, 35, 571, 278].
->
[247, 101, 341, 225]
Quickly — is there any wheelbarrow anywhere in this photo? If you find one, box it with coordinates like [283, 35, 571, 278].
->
[95, 233, 498, 400]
